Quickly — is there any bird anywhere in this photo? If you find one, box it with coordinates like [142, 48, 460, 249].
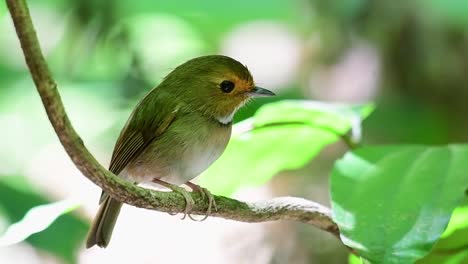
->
[86, 55, 275, 248]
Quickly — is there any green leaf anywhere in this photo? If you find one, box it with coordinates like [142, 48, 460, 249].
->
[416, 198, 468, 264]
[441, 202, 468, 239]
[417, 251, 468, 264]
[0, 175, 88, 264]
[349, 254, 363, 264]
[201, 100, 374, 196]
[331, 145, 468, 264]
[0, 199, 80, 246]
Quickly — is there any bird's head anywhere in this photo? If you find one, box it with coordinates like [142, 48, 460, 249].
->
[160, 55, 275, 124]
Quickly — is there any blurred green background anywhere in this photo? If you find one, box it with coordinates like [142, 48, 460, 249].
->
[1, 0, 467, 263]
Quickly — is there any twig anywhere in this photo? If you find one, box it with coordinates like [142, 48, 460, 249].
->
[6, 0, 341, 240]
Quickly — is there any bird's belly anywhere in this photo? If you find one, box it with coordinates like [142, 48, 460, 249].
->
[124, 119, 231, 185]
[162, 141, 226, 185]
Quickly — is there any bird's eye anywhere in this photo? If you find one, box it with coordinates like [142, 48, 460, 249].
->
[219, 80, 235, 93]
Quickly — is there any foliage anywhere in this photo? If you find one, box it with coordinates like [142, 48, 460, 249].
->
[331, 146, 467, 263]
[1, 0, 468, 263]
[201, 101, 374, 195]
[0, 176, 88, 263]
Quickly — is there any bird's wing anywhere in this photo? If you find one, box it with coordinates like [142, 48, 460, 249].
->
[99, 93, 178, 204]
[109, 109, 177, 175]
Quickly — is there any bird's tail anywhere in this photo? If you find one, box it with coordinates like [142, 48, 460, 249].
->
[86, 195, 123, 248]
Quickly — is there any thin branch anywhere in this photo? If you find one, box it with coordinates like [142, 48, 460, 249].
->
[6, 0, 341, 240]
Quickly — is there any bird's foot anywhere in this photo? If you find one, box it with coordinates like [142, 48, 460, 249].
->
[186, 182, 217, 221]
[152, 178, 194, 220]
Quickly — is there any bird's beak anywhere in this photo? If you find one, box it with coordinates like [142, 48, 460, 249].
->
[249, 86, 275, 97]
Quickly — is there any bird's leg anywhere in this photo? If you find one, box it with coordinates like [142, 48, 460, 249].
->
[185, 182, 218, 221]
[152, 178, 194, 220]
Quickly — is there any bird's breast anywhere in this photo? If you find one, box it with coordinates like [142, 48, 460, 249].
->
[171, 119, 231, 184]
[124, 114, 232, 185]
[182, 133, 227, 178]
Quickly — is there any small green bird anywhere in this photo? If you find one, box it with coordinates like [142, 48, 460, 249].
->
[86, 55, 275, 248]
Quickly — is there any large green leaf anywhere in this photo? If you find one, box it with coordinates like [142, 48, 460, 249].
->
[416, 196, 468, 264]
[0, 176, 88, 264]
[349, 198, 468, 264]
[331, 145, 468, 264]
[201, 100, 374, 196]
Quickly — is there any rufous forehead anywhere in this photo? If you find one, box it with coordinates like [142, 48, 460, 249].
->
[228, 73, 254, 92]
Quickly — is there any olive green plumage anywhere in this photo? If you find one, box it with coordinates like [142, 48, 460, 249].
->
[86, 55, 274, 248]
